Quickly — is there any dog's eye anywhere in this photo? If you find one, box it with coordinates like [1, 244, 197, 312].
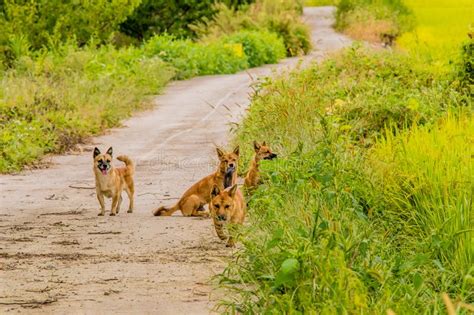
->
[225, 205, 230, 209]
[215, 204, 220, 209]
[106, 159, 111, 163]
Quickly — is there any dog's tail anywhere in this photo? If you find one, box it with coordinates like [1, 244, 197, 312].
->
[117, 155, 134, 176]
[153, 203, 180, 216]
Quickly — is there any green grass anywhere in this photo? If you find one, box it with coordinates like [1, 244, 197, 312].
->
[335, 0, 414, 43]
[217, 46, 473, 313]
[0, 45, 174, 172]
[398, 0, 473, 64]
[305, 0, 337, 6]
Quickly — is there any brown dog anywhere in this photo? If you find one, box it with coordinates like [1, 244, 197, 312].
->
[210, 184, 246, 247]
[93, 147, 135, 216]
[244, 141, 277, 190]
[153, 146, 239, 217]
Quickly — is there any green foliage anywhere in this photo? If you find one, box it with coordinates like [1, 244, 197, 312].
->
[219, 46, 472, 312]
[142, 34, 247, 79]
[369, 114, 474, 287]
[0, 0, 140, 63]
[458, 34, 474, 93]
[223, 30, 286, 67]
[193, 0, 311, 57]
[305, 0, 337, 5]
[119, 0, 218, 40]
[143, 31, 285, 79]
[0, 44, 174, 172]
[335, 0, 414, 43]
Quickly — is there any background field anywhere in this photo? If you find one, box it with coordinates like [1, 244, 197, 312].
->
[398, 0, 473, 63]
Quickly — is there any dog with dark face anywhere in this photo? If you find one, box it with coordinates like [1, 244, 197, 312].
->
[244, 141, 277, 190]
[210, 184, 246, 247]
[93, 147, 135, 216]
[153, 146, 239, 217]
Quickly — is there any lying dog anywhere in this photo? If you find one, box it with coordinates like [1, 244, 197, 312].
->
[93, 147, 135, 216]
[153, 146, 239, 217]
[210, 184, 246, 247]
[244, 141, 277, 190]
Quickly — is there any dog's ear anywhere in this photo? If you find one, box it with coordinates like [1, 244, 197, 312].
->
[253, 141, 261, 152]
[262, 141, 267, 146]
[211, 185, 220, 198]
[106, 147, 113, 156]
[93, 147, 101, 158]
[216, 147, 225, 160]
[229, 184, 238, 197]
[233, 145, 240, 156]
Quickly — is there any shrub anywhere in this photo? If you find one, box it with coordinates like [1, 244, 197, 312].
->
[143, 34, 248, 79]
[335, 0, 414, 44]
[222, 30, 286, 67]
[119, 0, 218, 40]
[0, 44, 174, 172]
[0, 0, 140, 64]
[458, 33, 474, 92]
[193, 0, 311, 56]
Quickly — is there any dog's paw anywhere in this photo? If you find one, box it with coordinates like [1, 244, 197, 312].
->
[110, 213, 116, 216]
[127, 209, 133, 213]
[98, 212, 104, 216]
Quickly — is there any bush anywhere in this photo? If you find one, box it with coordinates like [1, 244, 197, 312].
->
[335, 0, 414, 44]
[0, 0, 140, 64]
[218, 46, 472, 312]
[143, 31, 285, 79]
[193, 0, 311, 56]
[0, 44, 174, 172]
[143, 34, 248, 79]
[222, 30, 286, 67]
[119, 0, 218, 40]
[458, 33, 474, 92]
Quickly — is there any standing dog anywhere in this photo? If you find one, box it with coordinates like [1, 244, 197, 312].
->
[210, 184, 246, 247]
[244, 141, 277, 190]
[153, 146, 239, 217]
[93, 147, 135, 216]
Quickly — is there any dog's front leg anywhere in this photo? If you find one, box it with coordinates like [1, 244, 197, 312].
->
[97, 189, 105, 216]
[110, 194, 119, 216]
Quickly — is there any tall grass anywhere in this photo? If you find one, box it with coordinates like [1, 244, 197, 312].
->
[397, 0, 473, 64]
[370, 113, 474, 285]
[335, 0, 414, 44]
[218, 46, 473, 313]
[0, 44, 173, 172]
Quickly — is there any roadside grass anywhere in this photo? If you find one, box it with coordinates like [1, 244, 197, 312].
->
[305, 0, 337, 6]
[0, 45, 174, 172]
[143, 30, 285, 80]
[218, 46, 473, 313]
[193, 0, 312, 57]
[335, 0, 414, 44]
[397, 0, 473, 64]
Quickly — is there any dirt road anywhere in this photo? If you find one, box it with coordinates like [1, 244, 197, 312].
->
[0, 7, 350, 314]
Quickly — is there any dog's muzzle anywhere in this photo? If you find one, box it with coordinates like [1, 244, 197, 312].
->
[264, 153, 278, 160]
[97, 161, 110, 175]
[216, 214, 227, 221]
[224, 165, 235, 188]
[225, 165, 235, 176]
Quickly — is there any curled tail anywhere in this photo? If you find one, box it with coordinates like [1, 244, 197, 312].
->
[153, 203, 179, 216]
[117, 155, 134, 176]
